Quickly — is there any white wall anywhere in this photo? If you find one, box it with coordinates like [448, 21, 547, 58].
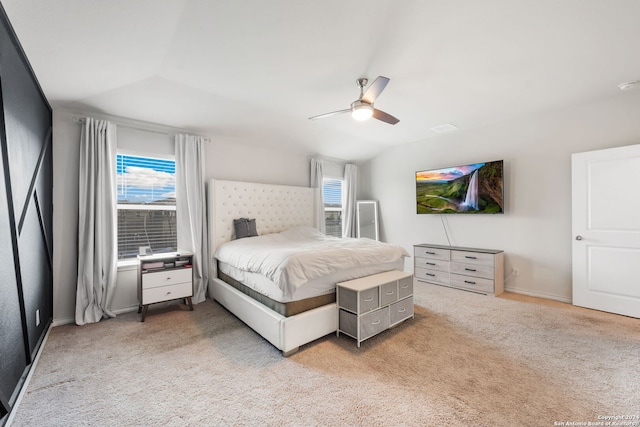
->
[360, 90, 640, 302]
[52, 109, 311, 324]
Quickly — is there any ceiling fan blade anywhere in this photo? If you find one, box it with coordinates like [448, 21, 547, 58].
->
[361, 76, 390, 104]
[308, 109, 350, 120]
[372, 108, 399, 125]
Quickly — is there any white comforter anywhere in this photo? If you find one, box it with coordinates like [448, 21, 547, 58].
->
[214, 226, 408, 299]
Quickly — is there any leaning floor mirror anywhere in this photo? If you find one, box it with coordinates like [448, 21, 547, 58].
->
[356, 200, 379, 240]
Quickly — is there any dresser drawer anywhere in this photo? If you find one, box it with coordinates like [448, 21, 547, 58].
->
[360, 307, 390, 341]
[390, 297, 413, 325]
[398, 276, 413, 299]
[414, 246, 450, 261]
[450, 273, 494, 294]
[415, 267, 449, 285]
[414, 257, 449, 272]
[451, 250, 494, 267]
[142, 268, 192, 289]
[450, 262, 494, 280]
[380, 281, 398, 306]
[142, 282, 192, 305]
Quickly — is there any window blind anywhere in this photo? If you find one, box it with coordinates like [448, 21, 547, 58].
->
[323, 178, 343, 238]
[116, 153, 177, 259]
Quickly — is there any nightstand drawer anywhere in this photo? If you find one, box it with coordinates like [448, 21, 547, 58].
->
[142, 282, 192, 305]
[450, 262, 494, 280]
[450, 273, 494, 293]
[142, 268, 192, 289]
[415, 246, 450, 261]
[415, 267, 449, 284]
[414, 257, 449, 272]
[451, 250, 494, 267]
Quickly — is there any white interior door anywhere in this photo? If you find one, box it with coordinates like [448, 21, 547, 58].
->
[572, 144, 640, 318]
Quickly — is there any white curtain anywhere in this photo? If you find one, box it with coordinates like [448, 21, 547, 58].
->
[310, 158, 325, 233]
[342, 163, 358, 238]
[175, 134, 209, 304]
[76, 118, 118, 325]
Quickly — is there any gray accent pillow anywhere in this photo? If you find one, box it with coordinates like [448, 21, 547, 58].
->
[233, 218, 258, 239]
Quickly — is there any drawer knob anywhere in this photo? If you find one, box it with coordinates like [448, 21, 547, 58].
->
[166, 291, 172, 295]
[166, 277, 171, 280]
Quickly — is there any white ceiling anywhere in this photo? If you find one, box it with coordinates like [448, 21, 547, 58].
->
[3, 0, 640, 162]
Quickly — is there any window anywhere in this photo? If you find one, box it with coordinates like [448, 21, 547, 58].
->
[323, 178, 343, 238]
[116, 153, 177, 260]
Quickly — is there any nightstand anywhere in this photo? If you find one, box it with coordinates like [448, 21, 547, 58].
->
[137, 252, 194, 321]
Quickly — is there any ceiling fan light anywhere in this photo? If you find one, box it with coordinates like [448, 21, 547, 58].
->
[352, 103, 373, 121]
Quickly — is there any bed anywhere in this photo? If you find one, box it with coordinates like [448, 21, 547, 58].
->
[207, 179, 407, 355]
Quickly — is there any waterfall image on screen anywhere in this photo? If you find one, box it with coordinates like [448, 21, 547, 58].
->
[416, 160, 503, 214]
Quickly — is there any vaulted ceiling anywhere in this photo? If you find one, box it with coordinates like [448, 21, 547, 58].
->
[3, 0, 640, 162]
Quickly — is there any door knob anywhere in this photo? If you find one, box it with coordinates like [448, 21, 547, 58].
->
[575, 235, 583, 241]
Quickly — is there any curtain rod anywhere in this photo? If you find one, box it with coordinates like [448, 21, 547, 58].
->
[72, 116, 211, 143]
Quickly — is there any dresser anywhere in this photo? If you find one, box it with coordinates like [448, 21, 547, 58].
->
[414, 244, 504, 296]
[337, 270, 414, 347]
[137, 252, 194, 321]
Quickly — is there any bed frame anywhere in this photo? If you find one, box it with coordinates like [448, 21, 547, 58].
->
[206, 179, 337, 356]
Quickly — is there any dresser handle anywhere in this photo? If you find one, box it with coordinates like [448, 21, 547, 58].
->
[166, 291, 172, 295]
[166, 277, 171, 280]
[398, 308, 406, 313]
[465, 268, 476, 272]
[464, 256, 477, 259]
[425, 251, 436, 255]
[364, 297, 373, 301]
[426, 262, 435, 266]
[372, 320, 381, 325]
[386, 291, 394, 295]
[401, 284, 409, 288]
[464, 280, 476, 285]
[425, 273, 435, 277]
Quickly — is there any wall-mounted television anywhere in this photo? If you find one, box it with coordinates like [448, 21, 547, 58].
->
[416, 160, 503, 214]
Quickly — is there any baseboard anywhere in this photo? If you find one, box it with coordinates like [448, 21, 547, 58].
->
[52, 306, 139, 327]
[504, 286, 572, 304]
[5, 324, 52, 427]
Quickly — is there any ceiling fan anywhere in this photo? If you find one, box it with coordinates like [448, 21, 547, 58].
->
[308, 76, 400, 125]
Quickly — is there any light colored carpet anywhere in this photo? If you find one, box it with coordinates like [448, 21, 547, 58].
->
[10, 283, 640, 427]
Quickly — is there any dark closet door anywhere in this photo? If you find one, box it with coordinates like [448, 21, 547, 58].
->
[0, 4, 52, 424]
[0, 126, 26, 420]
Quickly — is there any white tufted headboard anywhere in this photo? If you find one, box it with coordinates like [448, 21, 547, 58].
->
[207, 179, 316, 274]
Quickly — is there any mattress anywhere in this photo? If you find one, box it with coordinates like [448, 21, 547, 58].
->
[217, 258, 405, 302]
[214, 226, 409, 313]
